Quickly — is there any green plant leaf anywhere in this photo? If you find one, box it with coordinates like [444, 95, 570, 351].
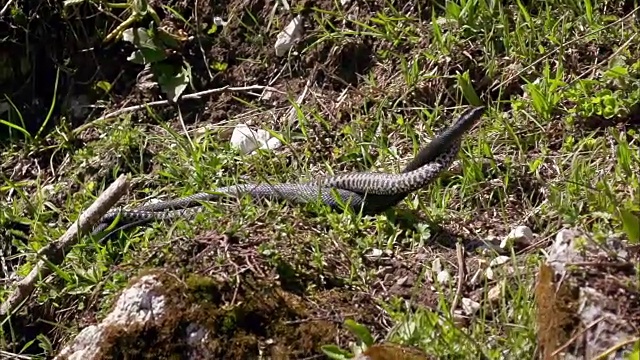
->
[40, 256, 72, 282]
[34, 66, 60, 141]
[456, 71, 482, 106]
[583, 0, 593, 24]
[20, 338, 37, 354]
[155, 30, 181, 49]
[524, 82, 549, 119]
[132, 0, 148, 16]
[123, 28, 167, 64]
[209, 61, 228, 71]
[3, 94, 28, 135]
[344, 319, 374, 347]
[0, 119, 31, 139]
[320, 345, 353, 360]
[127, 49, 167, 65]
[37, 333, 53, 353]
[626, 341, 640, 360]
[122, 27, 149, 45]
[445, 1, 461, 19]
[605, 65, 628, 79]
[615, 132, 632, 176]
[618, 209, 640, 243]
[208, 24, 219, 34]
[95, 81, 112, 93]
[155, 64, 190, 102]
[431, 11, 443, 48]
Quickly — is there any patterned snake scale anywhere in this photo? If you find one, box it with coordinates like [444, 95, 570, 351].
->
[90, 106, 485, 235]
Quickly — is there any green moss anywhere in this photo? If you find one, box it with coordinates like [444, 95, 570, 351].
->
[185, 274, 220, 302]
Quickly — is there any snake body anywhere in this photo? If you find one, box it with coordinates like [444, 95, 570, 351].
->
[91, 106, 485, 235]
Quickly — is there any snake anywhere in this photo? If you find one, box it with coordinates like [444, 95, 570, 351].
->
[90, 106, 485, 236]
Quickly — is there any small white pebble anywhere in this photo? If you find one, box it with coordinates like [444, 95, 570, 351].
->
[262, 137, 282, 151]
[229, 124, 280, 154]
[436, 269, 451, 284]
[213, 17, 227, 26]
[501, 225, 534, 249]
[479, 242, 505, 256]
[555, 228, 576, 244]
[487, 282, 503, 303]
[490, 255, 511, 267]
[432, 258, 443, 273]
[485, 267, 494, 280]
[396, 275, 409, 286]
[275, 15, 303, 56]
[461, 298, 481, 316]
[367, 248, 383, 257]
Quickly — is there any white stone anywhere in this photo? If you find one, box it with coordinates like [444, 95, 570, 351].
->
[490, 255, 511, 267]
[436, 269, 451, 284]
[55, 275, 166, 360]
[488, 282, 503, 303]
[213, 17, 227, 26]
[461, 298, 481, 316]
[485, 266, 494, 280]
[229, 123, 281, 154]
[367, 248, 383, 257]
[275, 15, 303, 57]
[431, 258, 443, 273]
[501, 225, 534, 249]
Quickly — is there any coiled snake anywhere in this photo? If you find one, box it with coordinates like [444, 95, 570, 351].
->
[91, 106, 485, 235]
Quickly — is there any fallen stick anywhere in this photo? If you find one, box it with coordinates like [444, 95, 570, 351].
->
[72, 85, 284, 135]
[450, 242, 466, 316]
[0, 174, 129, 318]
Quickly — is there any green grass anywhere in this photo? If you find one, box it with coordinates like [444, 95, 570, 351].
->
[1, 0, 640, 358]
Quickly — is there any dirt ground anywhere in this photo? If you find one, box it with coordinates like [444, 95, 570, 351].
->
[1, 0, 639, 359]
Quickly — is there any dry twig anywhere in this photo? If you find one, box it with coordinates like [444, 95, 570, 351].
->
[72, 85, 284, 135]
[450, 242, 466, 316]
[0, 175, 129, 318]
[0, 0, 15, 16]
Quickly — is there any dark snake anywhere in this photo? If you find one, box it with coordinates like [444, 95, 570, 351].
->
[90, 106, 485, 236]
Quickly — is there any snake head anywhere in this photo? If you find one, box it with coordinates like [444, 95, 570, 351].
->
[403, 106, 485, 173]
